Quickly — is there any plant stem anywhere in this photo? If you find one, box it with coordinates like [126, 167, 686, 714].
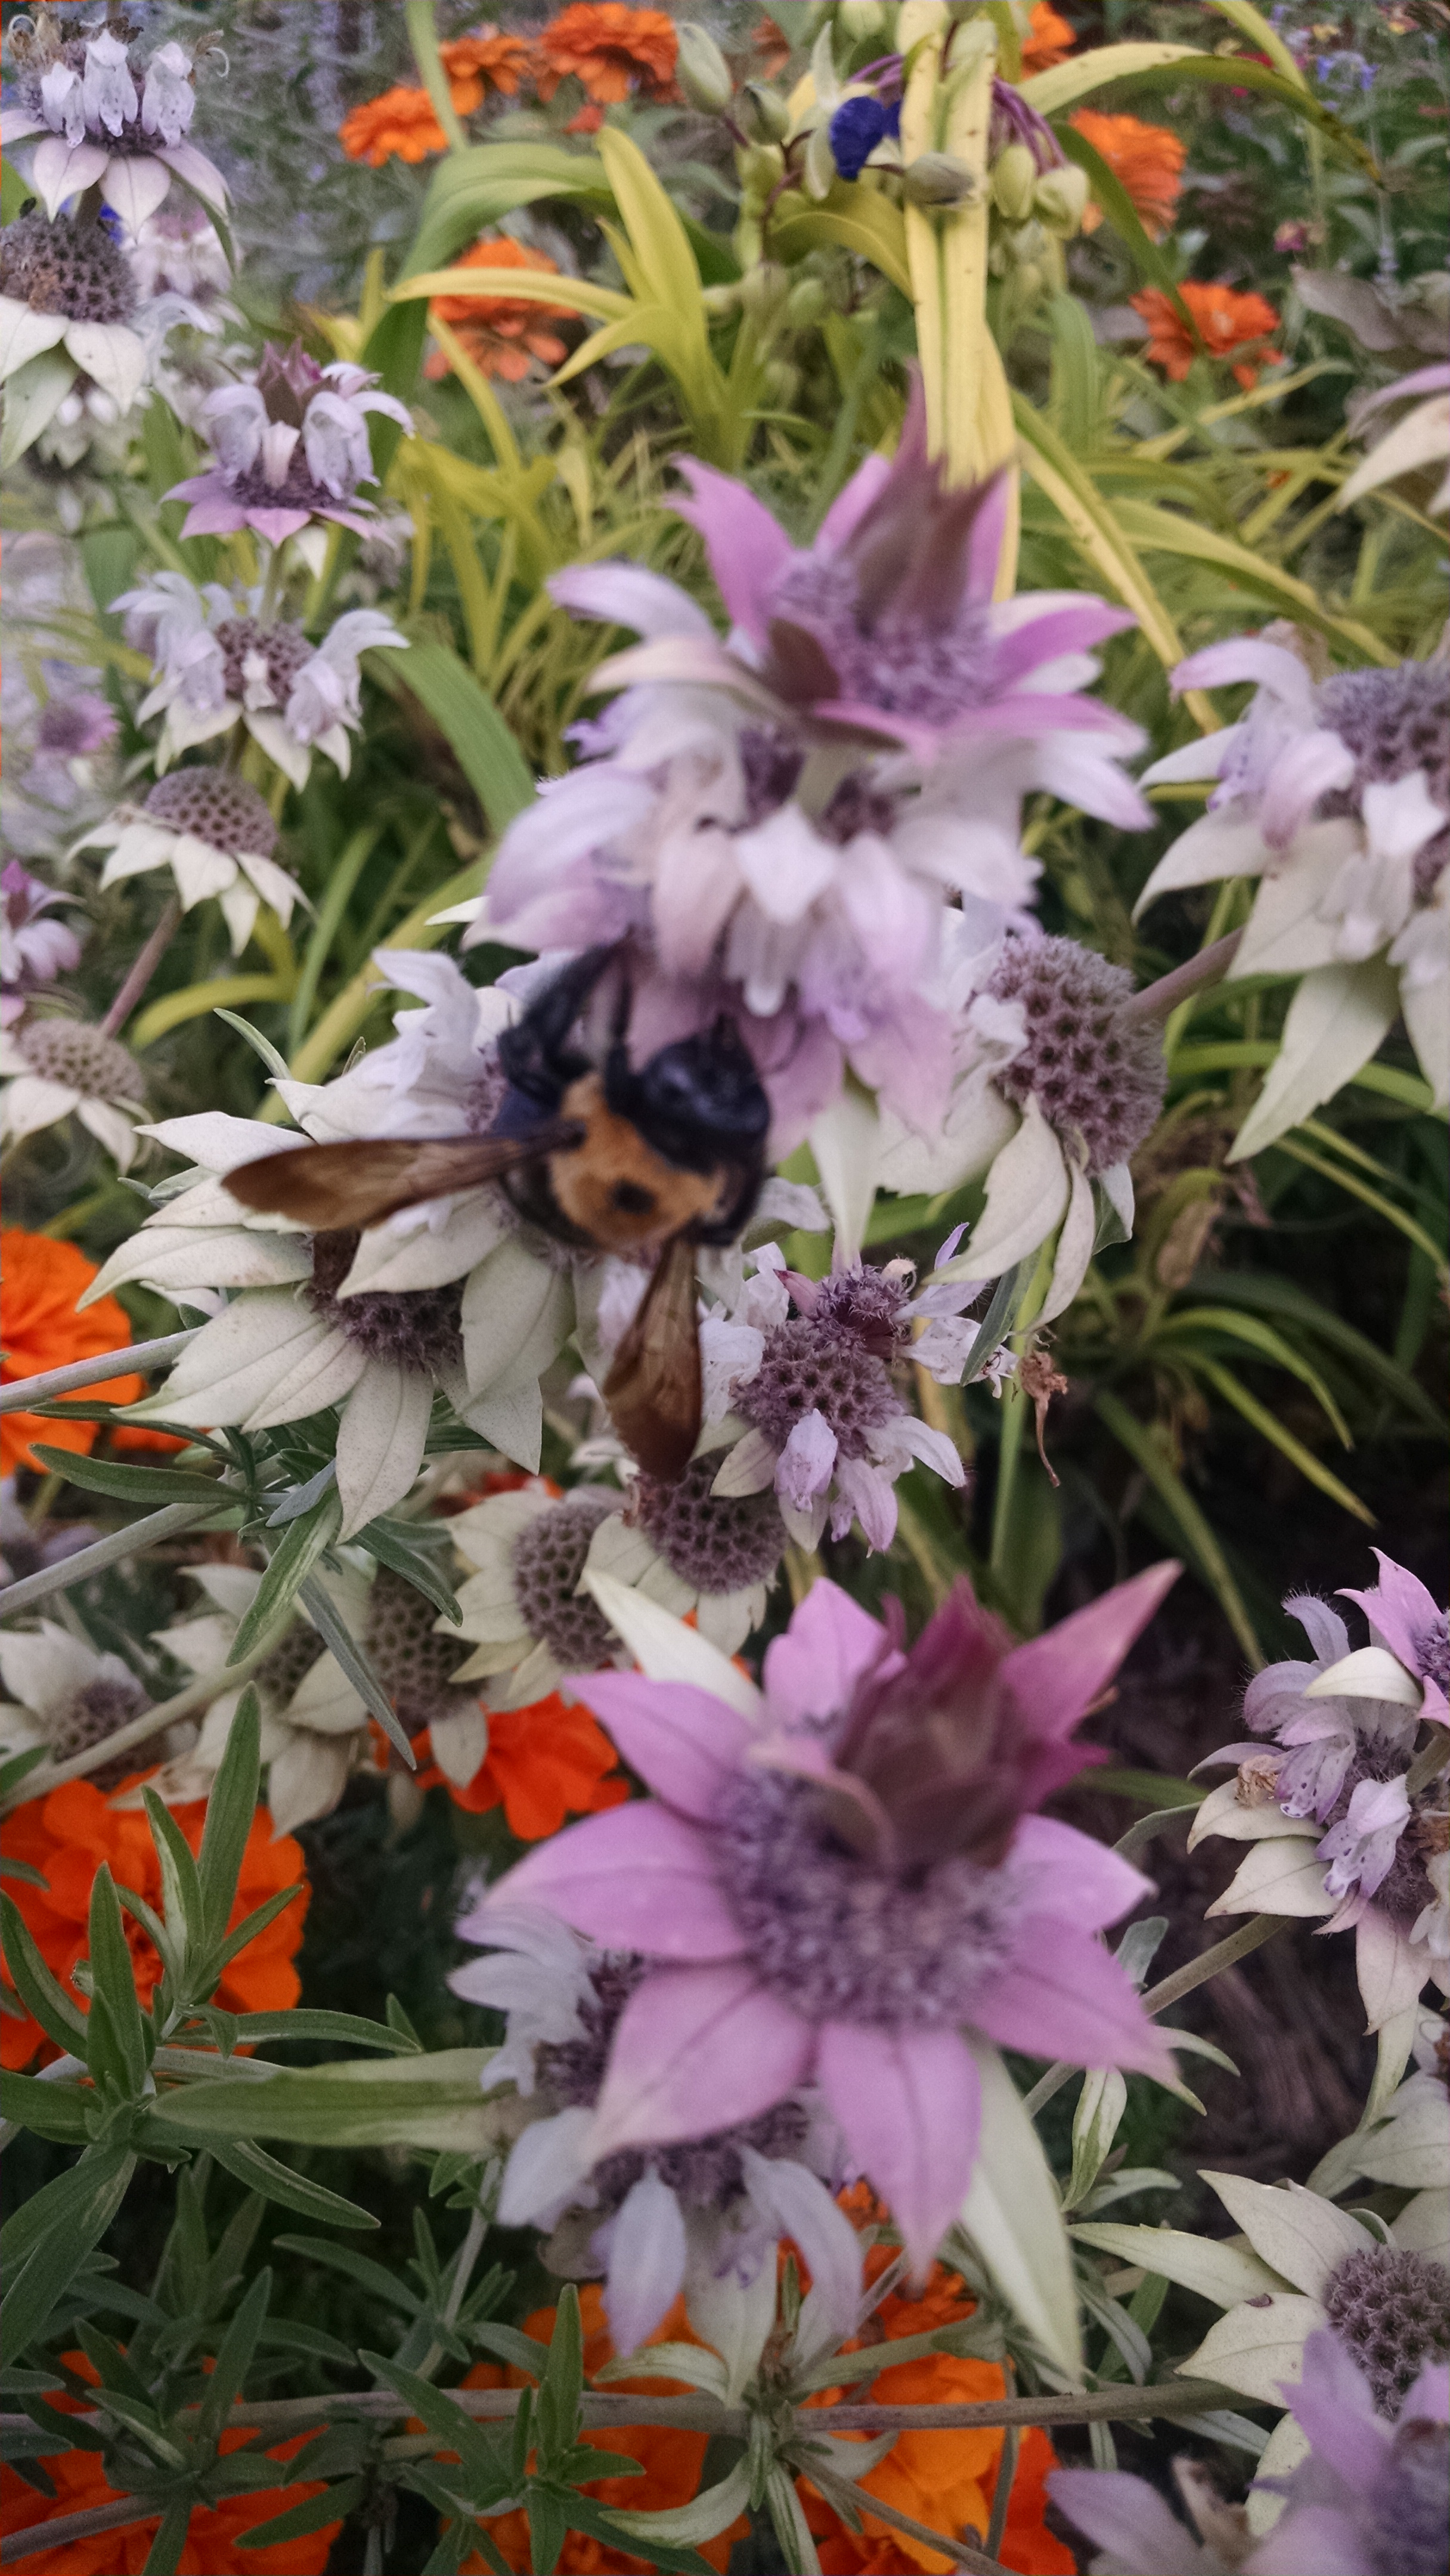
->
[803, 2462, 1006, 2574]
[1124, 930, 1244, 1026]
[99, 899, 181, 1039]
[417, 2205, 488, 2380]
[2, 2500, 149, 2564]
[0, 1330, 199, 1416]
[0, 1500, 224, 1626]
[0, 1628, 289, 1813]
[1021, 1913, 1290, 2117]
[1406, 1724, 1450, 1795]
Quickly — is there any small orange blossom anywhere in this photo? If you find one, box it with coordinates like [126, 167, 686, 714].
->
[1070, 109, 1186, 239]
[425, 235, 579, 383]
[536, 5, 678, 107]
[1021, 3, 1076, 75]
[1133, 280, 1283, 387]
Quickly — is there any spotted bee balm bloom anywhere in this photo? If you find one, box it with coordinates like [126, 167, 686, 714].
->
[166, 339, 412, 548]
[0, 18, 227, 228]
[72, 768, 306, 956]
[482, 1562, 1180, 2278]
[0, 206, 210, 452]
[1139, 642, 1450, 1137]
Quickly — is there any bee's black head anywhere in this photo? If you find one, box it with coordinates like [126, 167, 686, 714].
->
[625, 1017, 771, 1175]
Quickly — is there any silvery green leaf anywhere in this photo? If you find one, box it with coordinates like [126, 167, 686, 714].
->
[958, 2036, 1082, 2377]
[1064, 2067, 1127, 2212]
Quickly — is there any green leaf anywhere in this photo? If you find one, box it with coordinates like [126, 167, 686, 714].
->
[196, 1690, 261, 1952]
[1, 1895, 89, 2057]
[365, 2355, 513, 2504]
[1110, 501, 1390, 662]
[772, 182, 913, 298]
[1152, 1306, 1352, 1444]
[357, 1517, 461, 1624]
[227, 2479, 364, 2551]
[0, 1747, 49, 1803]
[1052, 125, 1193, 323]
[200, 2138, 380, 2231]
[1194, 1357, 1375, 1523]
[29, 1449, 227, 1509]
[212, 1009, 290, 1080]
[0, 2071, 91, 2145]
[0, 2147, 135, 2366]
[86, 1870, 150, 2099]
[224, 2008, 422, 2054]
[296, 1575, 415, 1769]
[153, 2051, 511, 2153]
[566, 2491, 718, 2574]
[537, 2283, 583, 2469]
[228, 1496, 342, 1667]
[273, 2241, 421, 2315]
[399, 142, 612, 281]
[142, 1792, 206, 1968]
[196, 2268, 270, 2441]
[371, 640, 534, 837]
[1196, 1271, 1444, 1433]
[140, 2500, 192, 2576]
[1095, 1390, 1263, 1668]
[468, 2320, 551, 2379]
[207, 1884, 306, 1979]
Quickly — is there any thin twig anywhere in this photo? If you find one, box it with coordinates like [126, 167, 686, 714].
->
[100, 897, 181, 1039]
[2, 2497, 153, 2563]
[0, 1500, 224, 1623]
[801, 2462, 1008, 2574]
[0, 1330, 199, 1415]
[0, 2376, 1244, 2448]
[0, 1630, 290, 1813]
[1021, 1914, 1289, 2117]
[1124, 930, 1244, 1024]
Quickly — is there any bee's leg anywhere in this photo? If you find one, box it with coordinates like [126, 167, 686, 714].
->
[691, 1151, 768, 1247]
[497, 943, 619, 1103]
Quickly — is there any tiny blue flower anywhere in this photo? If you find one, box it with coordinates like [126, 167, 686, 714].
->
[828, 94, 900, 182]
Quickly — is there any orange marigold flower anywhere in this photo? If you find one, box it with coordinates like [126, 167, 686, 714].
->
[339, 82, 451, 166]
[1, 1230, 148, 1477]
[800, 2234, 1075, 2576]
[536, 4, 679, 106]
[440, 26, 537, 111]
[460, 2285, 748, 2572]
[1021, 2, 1076, 75]
[1132, 280, 1283, 388]
[425, 235, 580, 383]
[1070, 109, 1186, 239]
[0, 2362, 339, 2574]
[0, 1778, 307, 2069]
[414, 1688, 627, 1840]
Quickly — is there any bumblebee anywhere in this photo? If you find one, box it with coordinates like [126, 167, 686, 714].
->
[225, 946, 771, 1479]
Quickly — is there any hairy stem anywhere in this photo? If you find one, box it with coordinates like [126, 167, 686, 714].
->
[0, 1330, 199, 1416]
[1021, 1913, 1290, 2116]
[99, 897, 181, 1039]
[0, 1500, 224, 1624]
[0, 1630, 289, 1813]
[1124, 930, 1244, 1025]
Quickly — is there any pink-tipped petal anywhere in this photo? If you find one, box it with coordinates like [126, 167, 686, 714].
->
[1278, 2332, 1390, 2497]
[1243, 2502, 1375, 2576]
[761, 1577, 891, 1730]
[178, 494, 246, 536]
[491, 1804, 745, 1961]
[989, 600, 1136, 688]
[604, 2171, 689, 2355]
[1002, 1561, 1180, 1739]
[964, 470, 1012, 604]
[669, 459, 792, 646]
[966, 1925, 1175, 2077]
[1340, 1551, 1447, 1716]
[589, 1961, 815, 2154]
[244, 506, 315, 545]
[1259, 729, 1356, 850]
[1007, 1815, 1157, 1930]
[817, 2021, 981, 2282]
[569, 1673, 752, 1820]
[1050, 2472, 1209, 2576]
[1172, 636, 1314, 706]
[817, 450, 893, 552]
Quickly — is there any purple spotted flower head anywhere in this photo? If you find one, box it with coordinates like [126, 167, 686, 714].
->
[166, 340, 411, 548]
[0, 17, 226, 228]
[486, 1563, 1179, 2277]
[0, 860, 82, 1026]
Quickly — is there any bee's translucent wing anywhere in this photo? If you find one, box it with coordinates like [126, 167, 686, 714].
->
[226, 1126, 581, 1233]
[603, 1234, 702, 1482]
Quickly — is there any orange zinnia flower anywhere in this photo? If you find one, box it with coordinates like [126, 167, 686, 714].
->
[0, 2361, 339, 2574]
[1132, 280, 1283, 388]
[0, 1778, 307, 2069]
[536, 4, 679, 106]
[440, 27, 537, 110]
[800, 2233, 1075, 2576]
[459, 2285, 747, 2573]
[414, 1689, 627, 1840]
[425, 235, 579, 383]
[339, 82, 451, 166]
[1, 1230, 148, 1476]
[1021, 2, 1076, 75]
[1070, 109, 1186, 239]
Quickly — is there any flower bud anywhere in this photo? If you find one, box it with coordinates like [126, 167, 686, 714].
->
[786, 274, 829, 327]
[991, 142, 1037, 222]
[1003, 217, 1048, 268]
[676, 23, 733, 117]
[738, 259, 789, 323]
[903, 152, 978, 209]
[736, 140, 786, 200]
[1014, 261, 1046, 302]
[803, 122, 837, 201]
[738, 80, 791, 145]
[1034, 162, 1090, 236]
[762, 356, 801, 407]
[701, 281, 741, 320]
[839, 0, 886, 35]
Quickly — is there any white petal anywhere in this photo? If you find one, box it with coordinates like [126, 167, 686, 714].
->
[154, 140, 230, 213]
[461, 1236, 573, 1397]
[739, 2150, 861, 2344]
[340, 1193, 512, 1296]
[334, 1364, 433, 1538]
[605, 2173, 689, 2356]
[265, 1730, 355, 1835]
[683, 2236, 779, 2404]
[807, 1083, 880, 1267]
[1403, 964, 1450, 1109]
[1205, 1836, 1334, 1918]
[1037, 1159, 1096, 1325]
[1133, 811, 1269, 918]
[456, 1367, 546, 1474]
[1231, 822, 1361, 982]
[1201, 2173, 1370, 2298]
[498, 2107, 596, 2227]
[1229, 961, 1399, 1160]
[0, 296, 68, 381]
[76, 1098, 139, 1171]
[429, 1706, 488, 1786]
[243, 707, 311, 791]
[137, 1290, 339, 1426]
[63, 320, 147, 413]
[286, 1654, 370, 1736]
[957, 1096, 1070, 1280]
[583, 1570, 763, 1719]
[1140, 725, 1243, 787]
[709, 1429, 779, 1498]
[1, 1074, 79, 1141]
[1305, 1645, 1422, 1708]
[29, 134, 109, 220]
[1067, 2221, 1284, 2309]
[103, 153, 172, 231]
[1181, 2294, 1322, 2405]
[0, 1623, 102, 1721]
[237, 850, 307, 928]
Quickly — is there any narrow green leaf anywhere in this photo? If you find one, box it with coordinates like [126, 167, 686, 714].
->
[1054, 125, 1194, 324]
[1, 1895, 89, 2055]
[224, 2008, 422, 2054]
[196, 1690, 261, 1952]
[200, 2138, 380, 2231]
[272, 2240, 422, 2313]
[86, 1870, 150, 2097]
[357, 1516, 461, 1623]
[1152, 1306, 1352, 1444]
[566, 2492, 717, 2574]
[365, 2354, 513, 2502]
[296, 1574, 416, 1767]
[212, 1008, 290, 1079]
[140, 2498, 192, 2576]
[197, 2269, 270, 2441]
[1194, 1358, 1375, 1522]
[142, 1792, 206, 1965]
[0, 2148, 135, 2365]
[153, 2052, 508, 2153]
[207, 1883, 306, 1977]
[29, 1448, 225, 1509]
[1196, 1271, 1444, 1433]
[371, 639, 533, 836]
[228, 2478, 364, 2551]
[1095, 1391, 1263, 1668]
[228, 1496, 342, 1667]
[0, 2071, 91, 2145]
[537, 2282, 583, 2468]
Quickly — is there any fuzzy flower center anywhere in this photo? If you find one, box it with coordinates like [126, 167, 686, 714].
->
[1417, 1614, 1450, 1695]
[633, 1451, 785, 1596]
[735, 730, 900, 847]
[1323, 2245, 1450, 2418]
[305, 1230, 463, 1376]
[14, 1018, 142, 1103]
[364, 1567, 478, 1741]
[48, 1673, 148, 1789]
[509, 1491, 622, 1670]
[253, 1620, 327, 1708]
[1367, 2416, 1450, 2576]
[144, 769, 279, 860]
[1318, 662, 1450, 902]
[769, 556, 996, 726]
[212, 618, 316, 708]
[987, 933, 1167, 1175]
[1323, 1747, 1436, 1930]
[537, 1954, 812, 2215]
[0, 211, 137, 327]
[734, 1316, 900, 1461]
[711, 1767, 1021, 2027]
